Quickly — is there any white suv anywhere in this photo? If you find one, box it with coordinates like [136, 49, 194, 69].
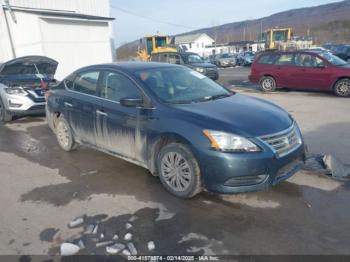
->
[0, 56, 58, 122]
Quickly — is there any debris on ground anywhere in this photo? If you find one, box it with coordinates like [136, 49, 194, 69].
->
[68, 216, 85, 228]
[304, 201, 312, 208]
[96, 241, 113, 248]
[106, 243, 125, 255]
[92, 224, 99, 234]
[124, 233, 132, 241]
[100, 232, 105, 240]
[77, 239, 85, 249]
[147, 241, 155, 251]
[81, 170, 98, 176]
[85, 224, 95, 234]
[122, 249, 131, 256]
[60, 243, 80, 256]
[127, 242, 137, 255]
[323, 154, 350, 179]
[303, 154, 328, 173]
[303, 154, 350, 180]
[60, 214, 148, 256]
[129, 216, 138, 222]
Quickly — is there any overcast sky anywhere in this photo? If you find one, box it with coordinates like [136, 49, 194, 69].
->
[111, 0, 342, 47]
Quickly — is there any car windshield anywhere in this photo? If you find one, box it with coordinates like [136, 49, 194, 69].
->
[319, 52, 347, 66]
[134, 67, 233, 104]
[184, 54, 203, 64]
[220, 54, 230, 58]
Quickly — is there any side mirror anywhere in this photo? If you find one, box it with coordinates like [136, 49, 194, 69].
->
[120, 97, 143, 107]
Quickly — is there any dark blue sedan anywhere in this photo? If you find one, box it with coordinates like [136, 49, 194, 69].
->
[46, 62, 305, 198]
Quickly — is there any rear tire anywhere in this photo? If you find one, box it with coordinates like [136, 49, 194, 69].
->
[55, 115, 76, 151]
[0, 98, 12, 123]
[333, 78, 350, 97]
[157, 143, 202, 198]
[260, 76, 276, 92]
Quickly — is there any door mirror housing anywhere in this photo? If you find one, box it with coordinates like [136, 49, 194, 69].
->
[120, 97, 144, 107]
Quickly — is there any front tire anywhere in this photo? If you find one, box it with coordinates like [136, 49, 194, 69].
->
[55, 116, 76, 151]
[333, 78, 350, 97]
[157, 143, 202, 198]
[0, 98, 12, 123]
[260, 76, 276, 92]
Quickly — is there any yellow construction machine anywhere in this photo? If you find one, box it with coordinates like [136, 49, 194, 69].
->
[137, 35, 177, 61]
[261, 28, 293, 50]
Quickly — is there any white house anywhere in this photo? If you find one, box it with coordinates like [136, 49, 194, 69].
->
[0, 0, 115, 79]
[175, 33, 215, 57]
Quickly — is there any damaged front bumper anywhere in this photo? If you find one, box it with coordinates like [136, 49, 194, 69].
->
[198, 141, 306, 194]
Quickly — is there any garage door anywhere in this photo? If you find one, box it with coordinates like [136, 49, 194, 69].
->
[39, 17, 112, 79]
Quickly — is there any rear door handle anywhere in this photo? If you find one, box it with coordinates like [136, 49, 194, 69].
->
[96, 109, 108, 116]
[64, 102, 73, 107]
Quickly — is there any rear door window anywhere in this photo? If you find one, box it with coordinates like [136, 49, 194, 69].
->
[73, 71, 100, 95]
[99, 71, 141, 102]
[276, 54, 295, 65]
[258, 54, 279, 64]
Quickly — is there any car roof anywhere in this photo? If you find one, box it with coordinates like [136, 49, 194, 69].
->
[259, 50, 325, 55]
[78, 62, 183, 73]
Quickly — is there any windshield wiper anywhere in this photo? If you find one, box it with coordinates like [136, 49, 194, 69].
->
[197, 93, 232, 102]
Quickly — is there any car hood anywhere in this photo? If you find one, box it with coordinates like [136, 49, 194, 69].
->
[173, 94, 292, 137]
[337, 64, 350, 69]
[188, 62, 217, 68]
[0, 56, 58, 79]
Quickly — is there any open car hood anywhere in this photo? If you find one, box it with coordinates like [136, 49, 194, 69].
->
[0, 56, 58, 79]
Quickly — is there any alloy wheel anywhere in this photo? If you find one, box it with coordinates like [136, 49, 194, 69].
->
[262, 78, 275, 91]
[160, 152, 192, 192]
[336, 81, 350, 96]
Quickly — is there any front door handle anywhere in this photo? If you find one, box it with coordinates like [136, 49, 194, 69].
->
[64, 102, 73, 107]
[96, 109, 108, 116]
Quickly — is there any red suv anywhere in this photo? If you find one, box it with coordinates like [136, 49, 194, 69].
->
[249, 51, 350, 97]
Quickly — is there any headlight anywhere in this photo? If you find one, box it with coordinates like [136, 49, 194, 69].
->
[195, 67, 204, 73]
[4, 87, 27, 96]
[203, 130, 261, 152]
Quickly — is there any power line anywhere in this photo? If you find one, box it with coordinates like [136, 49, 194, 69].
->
[110, 5, 194, 29]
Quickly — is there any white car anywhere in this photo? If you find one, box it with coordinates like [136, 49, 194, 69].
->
[0, 56, 58, 122]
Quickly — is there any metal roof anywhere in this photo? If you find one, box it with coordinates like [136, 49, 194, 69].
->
[2, 5, 115, 21]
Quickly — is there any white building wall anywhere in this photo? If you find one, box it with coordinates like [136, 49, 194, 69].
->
[178, 34, 215, 57]
[0, 0, 115, 78]
[0, 0, 110, 17]
[39, 17, 112, 79]
[0, 8, 14, 61]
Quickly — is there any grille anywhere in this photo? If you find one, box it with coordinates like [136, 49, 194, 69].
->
[260, 124, 302, 158]
[26, 89, 45, 103]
